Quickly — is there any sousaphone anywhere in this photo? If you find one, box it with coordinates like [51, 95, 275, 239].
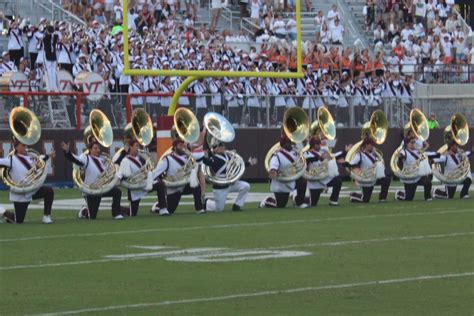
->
[159, 107, 200, 187]
[118, 108, 155, 190]
[264, 107, 309, 182]
[72, 109, 118, 195]
[390, 108, 430, 180]
[432, 113, 470, 185]
[0, 107, 47, 193]
[345, 110, 388, 185]
[303, 107, 337, 181]
[201, 112, 246, 185]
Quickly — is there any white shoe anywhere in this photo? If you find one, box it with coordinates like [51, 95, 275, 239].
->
[426, 198, 433, 202]
[159, 208, 170, 216]
[329, 200, 339, 206]
[196, 209, 206, 214]
[42, 215, 53, 224]
[77, 206, 89, 219]
[297, 203, 309, 208]
[289, 191, 297, 206]
[150, 202, 160, 213]
[462, 195, 470, 199]
[259, 200, 266, 208]
[114, 214, 124, 220]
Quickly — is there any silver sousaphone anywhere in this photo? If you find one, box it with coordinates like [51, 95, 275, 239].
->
[202, 112, 246, 185]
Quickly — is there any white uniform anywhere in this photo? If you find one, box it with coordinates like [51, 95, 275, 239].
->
[0, 154, 47, 202]
[68, 152, 108, 187]
[349, 149, 385, 187]
[398, 148, 434, 184]
[433, 151, 472, 186]
[204, 152, 250, 212]
[304, 148, 341, 189]
[118, 155, 149, 201]
[152, 151, 204, 194]
[269, 149, 299, 193]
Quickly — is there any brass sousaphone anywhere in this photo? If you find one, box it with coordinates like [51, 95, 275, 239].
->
[345, 110, 388, 185]
[201, 112, 246, 185]
[0, 107, 47, 193]
[390, 108, 430, 180]
[72, 109, 118, 195]
[432, 113, 470, 185]
[159, 107, 200, 187]
[264, 107, 309, 182]
[303, 107, 337, 180]
[118, 108, 155, 190]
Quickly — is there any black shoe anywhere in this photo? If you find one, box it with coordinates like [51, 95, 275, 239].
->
[232, 204, 242, 211]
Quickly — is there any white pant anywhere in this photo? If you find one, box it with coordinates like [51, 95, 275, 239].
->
[206, 180, 250, 211]
[45, 60, 58, 92]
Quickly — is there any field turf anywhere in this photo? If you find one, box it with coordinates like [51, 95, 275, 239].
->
[0, 183, 473, 315]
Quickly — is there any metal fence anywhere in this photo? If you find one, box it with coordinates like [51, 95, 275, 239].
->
[0, 90, 420, 130]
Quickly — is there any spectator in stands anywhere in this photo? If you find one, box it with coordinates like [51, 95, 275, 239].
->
[365, 0, 375, 32]
[7, 20, 24, 67]
[427, 113, 439, 129]
[272, 14, 287, 39]
[314, 10, 325, 42]
[327, 4, 340, 30]
[331, 19, 344, 45]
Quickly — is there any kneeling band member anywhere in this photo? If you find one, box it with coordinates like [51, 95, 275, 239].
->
[348, 137, 391, 203]
[0, 139, 54, 224]
[303, 136, 343, 206]
[433, 141, 471, 199]
[260, 135, 305, 208]
[203, 141, 257, 211]
[115, 139, 168, 216]
[395, 136, 437, 201]
[61, 141, 126, 219]
[152, 138, 205, 214]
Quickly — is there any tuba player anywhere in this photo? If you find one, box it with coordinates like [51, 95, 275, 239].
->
[61, 140, 127, 219]
[0, 138, 54, 224]
[432, 141, 472, 200]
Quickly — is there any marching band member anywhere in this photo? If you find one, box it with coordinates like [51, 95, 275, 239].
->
[152, 138, 205, 214]
[303, 137, 344, 206]
[246, 77, 260, 126]
[115, 139, 169, 216]
[61, 140, 126, 220]
[203, 141, 257, 212]
[395, 136, 437, 201]
[1, 51, 17, 74]
[73, 53, 92, 78]
[433, 141, 472, 200]
[0, 139, 54, 224]
[260, 135, 306, 208]
[209, 77, 223, 113]
[194, 78, 208, 122]
[347, 137, 391, 203]
[129, 75, 144, 109]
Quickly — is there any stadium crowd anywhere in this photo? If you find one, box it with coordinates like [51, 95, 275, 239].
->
[0, 0, 472, 127]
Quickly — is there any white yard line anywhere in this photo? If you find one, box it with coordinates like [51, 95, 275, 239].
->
[33, 271, 474, 316]
[1, 231, 472, 271]
[1, 208, 472, 243]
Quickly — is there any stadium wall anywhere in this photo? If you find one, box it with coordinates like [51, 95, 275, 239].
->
[1, 128, 473, 186]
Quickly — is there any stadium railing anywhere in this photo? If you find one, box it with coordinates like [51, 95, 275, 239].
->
[0, 91, 414, 129]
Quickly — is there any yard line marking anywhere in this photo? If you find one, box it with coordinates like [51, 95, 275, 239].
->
[33, 271, 474, 316]
[1, 208, 473, 243]
[1, 231, 472, 271]
[267, 231, 474, 250]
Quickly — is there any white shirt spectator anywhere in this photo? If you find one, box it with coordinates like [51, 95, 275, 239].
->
[401, 27, 414, 42]
[330, 24, 344, 43]
[441, 38, 453, 57]
[414, 0, 427, 18]
[327, 8, 340, 30]
[470, 47, 474, 64]
[273, 19, 287, 37]
[250, 0, 261, 20]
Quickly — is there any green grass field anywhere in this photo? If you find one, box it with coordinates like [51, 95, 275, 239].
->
[1, 183, 473, 315]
